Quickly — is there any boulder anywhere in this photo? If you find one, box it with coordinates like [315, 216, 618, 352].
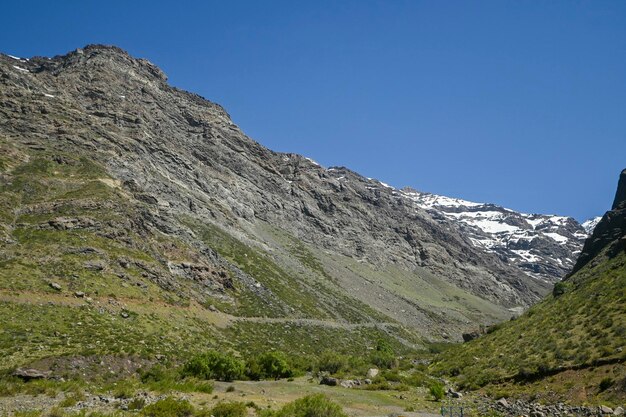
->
[13, 368, 49, 380]
[462, 331, 481, 342]
[600, 406, 614, 414]
[49, 282, 62, 291]
[496, 398, 509, 408]
[340, 380, 356, 388]
[366, 368, 379, 379]
[320, 376, 338, 386]
[613, 406, 624, 416]
[446, 388, 462, 398]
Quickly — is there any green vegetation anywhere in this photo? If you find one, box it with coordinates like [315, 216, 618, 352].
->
[433, 248, 626, 399]
[249, 351, 293, 380]
[141, 397, 194, 417]
[182, 351, 245, 382]
[259, 394, 348, 417]
[429, 382, 445, 401]
[209, 401, 247, 417]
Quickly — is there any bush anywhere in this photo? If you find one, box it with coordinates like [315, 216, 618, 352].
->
[128, 397, 147, 410]
[316, 351, 348, 375]
[182, 351, 245, 382]
[370, 351, 396, 369]
[259, 394, 348, 417]
[371, 339, 396, 369]
[258, 351, 293, 379]
[211, 401, 247, 417]
[245, 357, 263, 381]
[140, 365, 168, 383]
[599, 377, 614, 391]
[429, 382, 445, 401]
[141, 397, 194, 417]
[552, 282, 570, 297]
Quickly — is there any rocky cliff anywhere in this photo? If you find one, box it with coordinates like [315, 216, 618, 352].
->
[570, 169, 626, 275]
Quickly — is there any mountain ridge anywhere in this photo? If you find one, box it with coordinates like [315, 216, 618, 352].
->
[0, 44, 582, 353]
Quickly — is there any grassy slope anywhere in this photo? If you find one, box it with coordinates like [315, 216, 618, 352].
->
[432, 246, 626, 403]
[0, 140, 423, 372]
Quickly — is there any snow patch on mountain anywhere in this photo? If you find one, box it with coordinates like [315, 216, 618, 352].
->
[399, 188, 590, 283]
[325, 173, 592, 283]
[582, 216, 602, 234]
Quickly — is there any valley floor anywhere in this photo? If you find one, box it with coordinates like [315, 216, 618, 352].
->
[0, 378, 445, 417]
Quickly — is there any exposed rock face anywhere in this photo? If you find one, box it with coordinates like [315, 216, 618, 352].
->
[13, 368, 49, 380]
[570, 169, 626, 275]
[612, 169, 626, 210]
[0, 45, 581, 339]
[402, 189, 589, 282]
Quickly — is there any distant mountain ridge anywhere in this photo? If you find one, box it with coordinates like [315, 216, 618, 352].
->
[336, 182, 591, 283]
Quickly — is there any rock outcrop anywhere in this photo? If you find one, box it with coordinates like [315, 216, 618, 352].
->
[570, 169, 626, 275]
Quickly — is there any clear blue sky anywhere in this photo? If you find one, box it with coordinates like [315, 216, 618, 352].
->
[2, 1, 625, 221]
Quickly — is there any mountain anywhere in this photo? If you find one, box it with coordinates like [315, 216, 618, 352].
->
[582, 216, 602, 234]
[0, 45, 584, 372]
[432, 169, 626, 403]
[399, 189, 589, 282]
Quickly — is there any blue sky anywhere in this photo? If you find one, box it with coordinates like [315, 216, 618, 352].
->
[2, 1, 625, 221]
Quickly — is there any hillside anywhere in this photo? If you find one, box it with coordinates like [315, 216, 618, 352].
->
[0, 44, 590, 379]
[432, 169, 626, 404]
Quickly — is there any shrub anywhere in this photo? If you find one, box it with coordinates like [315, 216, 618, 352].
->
[245, 357, 263, 381]
[429, 382, 445, 401]
[370, 351, 396, 369]
[552, 282, 570, 298]
[210, 401, 247, 417]
[59, 391, 85, 407]
[182, 351, 245, 382]
[259, 394, 348, 417]
[599, 377, 614, 391]
[140, 365, 168, 383]
[258, 351, 293, 379]
[316, 351, 348, 375]
[141, 397, 194, 417]
[128, 397, 147, 410]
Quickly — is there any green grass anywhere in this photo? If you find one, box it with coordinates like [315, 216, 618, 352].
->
[432, 248, 626, 395]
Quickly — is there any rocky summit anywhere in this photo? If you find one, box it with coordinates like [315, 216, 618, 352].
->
[0, 45, 591, 347]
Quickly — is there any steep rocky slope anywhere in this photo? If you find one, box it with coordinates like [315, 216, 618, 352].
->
[433, 169, 626, 403]
[396, 189, 589, 282]
[0, 45, 576, 371]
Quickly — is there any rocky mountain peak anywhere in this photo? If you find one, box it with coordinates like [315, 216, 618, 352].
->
[612, 168, 626, 210]
[15, 44, 168, 85]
